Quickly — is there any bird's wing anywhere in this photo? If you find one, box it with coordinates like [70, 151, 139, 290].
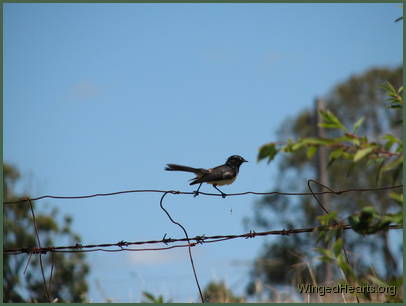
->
[189, 165, 235, 185]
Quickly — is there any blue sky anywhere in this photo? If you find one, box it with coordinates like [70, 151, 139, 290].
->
[4, 3, 402, 302]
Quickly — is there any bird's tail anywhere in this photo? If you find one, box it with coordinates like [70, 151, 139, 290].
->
[165, 164, 202, 174]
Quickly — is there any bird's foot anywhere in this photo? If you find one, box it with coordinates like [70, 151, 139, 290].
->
[213, 185, 226, 198]
[193, 190, 200, 197]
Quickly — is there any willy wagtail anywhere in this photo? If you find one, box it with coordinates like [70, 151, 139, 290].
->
[165, 155, 248, 198]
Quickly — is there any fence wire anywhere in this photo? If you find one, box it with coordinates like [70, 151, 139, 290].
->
[3, 181, 403, 303]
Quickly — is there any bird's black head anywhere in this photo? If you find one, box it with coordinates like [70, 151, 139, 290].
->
[225, 155, 248, 168]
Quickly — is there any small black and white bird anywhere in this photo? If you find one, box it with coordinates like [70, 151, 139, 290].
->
[165, 155, 248, 198]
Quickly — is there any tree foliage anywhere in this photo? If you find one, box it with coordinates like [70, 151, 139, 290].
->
[3, 164, 89, 302]
[248, 66, 403, 302]
[202, 281, 245, 303]
[141, 291, 172, 303]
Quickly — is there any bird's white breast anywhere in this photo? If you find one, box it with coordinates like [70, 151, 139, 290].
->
[207, 176, 237, 186]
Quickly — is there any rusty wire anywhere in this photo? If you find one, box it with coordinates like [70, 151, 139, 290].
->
[4, 182, 403, 303]
[4, 224, 402, 256]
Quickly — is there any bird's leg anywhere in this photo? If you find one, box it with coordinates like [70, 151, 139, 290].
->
[213, 185, 227, 198]
[193, 183, 203, 197]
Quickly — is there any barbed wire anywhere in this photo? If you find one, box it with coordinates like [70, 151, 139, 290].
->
[4, 224, 403, 256]
[4, 184, 403, 205]
[4, 181, 403, 303]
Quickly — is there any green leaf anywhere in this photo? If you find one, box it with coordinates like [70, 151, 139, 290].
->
[282, 141, 293, 152]
[375, 158, 386, 184]
[381, 134, 400, 151]
[342, 133, 361, 145]
[291, 142, 304, 151]
[382, 81, 397, 95]
[352, 117, 365, 134]
[359, 135, 369, 144]
[328, 148, 344, 161]
[348, 215, 360, 229]
[388, 103, 401, 109]
[381, 156, 403, 172]
[353, 147, 374, 162]
[319, 110, 348, 132]
[367, 275, 388, 288]
[317, 212, 337, 226]
[368, 220, 391, 233]
[333, 238, 344, 256]
[359, 206, 377, 223]
[382, 212, 403, 225]
[337, 254, 355, 279]
[381, 81, 403, 107]
[388, 192, 403, 204]
[306, 146, 317, 159]
[334, 135, 353, 142]
[301, 137, 335, 145]
[258, 143, 278, 163]
[142, 291, 156, 302]
[382, 134, 400, 142]
[349, 206, 396, 235]
[316, 247, 335, 262]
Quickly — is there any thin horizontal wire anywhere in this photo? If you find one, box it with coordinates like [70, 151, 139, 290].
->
[4, 184, 403, 204]
[4, 224, 402, 255]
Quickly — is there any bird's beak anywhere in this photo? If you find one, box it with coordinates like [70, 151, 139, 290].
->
[243, 158, 248, 163]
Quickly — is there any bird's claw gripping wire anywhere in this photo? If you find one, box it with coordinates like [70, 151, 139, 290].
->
[213, 185, 227, 198]
[193, 183, 203, 197]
